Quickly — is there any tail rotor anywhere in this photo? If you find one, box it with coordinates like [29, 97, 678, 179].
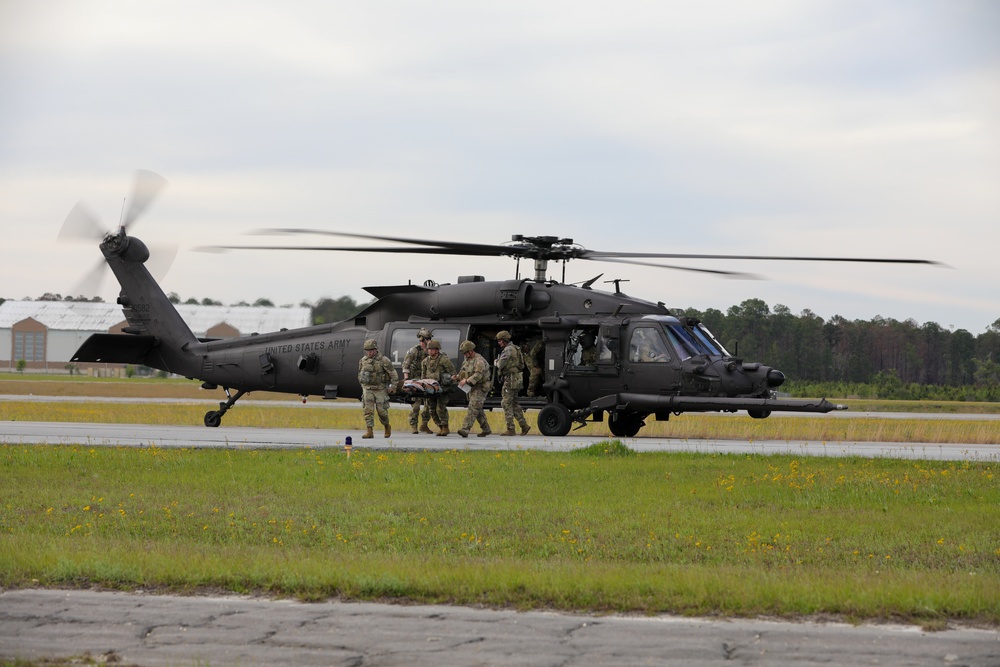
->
[59, 170, 175, 299]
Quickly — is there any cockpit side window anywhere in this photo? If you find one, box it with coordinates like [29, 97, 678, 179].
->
[629, 327, 671, 363]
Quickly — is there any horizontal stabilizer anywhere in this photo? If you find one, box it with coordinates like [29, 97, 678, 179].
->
[71, 334, 158, 364]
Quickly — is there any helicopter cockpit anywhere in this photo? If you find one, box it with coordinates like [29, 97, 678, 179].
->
[661, 317, 730, 361]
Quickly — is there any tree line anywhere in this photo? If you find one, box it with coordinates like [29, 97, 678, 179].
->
[684, 299, 1000, 400]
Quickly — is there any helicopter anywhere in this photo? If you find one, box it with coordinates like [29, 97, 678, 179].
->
[65, 172, 938, 437]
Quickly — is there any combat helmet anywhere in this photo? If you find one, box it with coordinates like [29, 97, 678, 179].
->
[418, 328, 432, 340]
[427, 339, 442, 350]
[459, 340, 476, 353]
[495, 330, 512, 341]
[363, 339, 378, 351]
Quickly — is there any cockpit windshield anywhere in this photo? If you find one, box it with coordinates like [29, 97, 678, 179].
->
[691, 323, 728, 356]
[662, 323, 724, 359]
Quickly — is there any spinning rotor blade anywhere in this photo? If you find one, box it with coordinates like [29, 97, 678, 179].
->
[200, 244, 503, 256]
[145, 243, 179, 283]
[250, 228, 521, 257]
[582, 249, 942, 266]
[122, 170, 168, 230]
[71, 257, 108, 299]
[59, 201, 107, 241]
[592, 257, 759, 279]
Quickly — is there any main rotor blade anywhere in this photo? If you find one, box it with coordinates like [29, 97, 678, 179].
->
[250, 228, 514, 256]
[122, 170, 167, 230]
[59, 201, 107, 241]
[582, 249, 941, 266]
[591, 257, 760, 279]
[197, 244, 501, 256]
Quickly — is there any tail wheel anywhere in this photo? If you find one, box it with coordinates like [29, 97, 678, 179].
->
[608, 412, 643, 438]
[537, 403, 572, 437]
[204, 411, 222, 428]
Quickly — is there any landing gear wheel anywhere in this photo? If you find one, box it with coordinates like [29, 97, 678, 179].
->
[748, 408, 771, 419]
[608, 412, 643, 438]
[537, 404, 572, 437]
[204, 411, 222, 428]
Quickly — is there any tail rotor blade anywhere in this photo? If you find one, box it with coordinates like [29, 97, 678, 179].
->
[71, 258, 108, 300]
[59, 201, 107, 241]
[145, 243, 179, 283]
[122, 170, 167, 230]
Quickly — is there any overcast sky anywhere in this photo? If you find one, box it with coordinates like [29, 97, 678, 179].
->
[2, 0, 998, 332]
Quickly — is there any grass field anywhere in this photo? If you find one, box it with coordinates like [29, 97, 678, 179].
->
[1, 443, 997, 627]
[2, 374, 998, 628]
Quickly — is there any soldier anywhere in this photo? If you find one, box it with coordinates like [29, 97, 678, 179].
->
[403, 328, 433, 433]
[579, 331, 597, 366]
[495, 330, 530, 436]
[357, 338, 398, 439]
[525, 338, 544, 397]
[452, 340, 492, 438]
[420, 339, 456, 436]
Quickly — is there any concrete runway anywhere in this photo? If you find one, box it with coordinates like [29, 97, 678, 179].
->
[2, 588, 998, 667]
[1, 418, 997, 461]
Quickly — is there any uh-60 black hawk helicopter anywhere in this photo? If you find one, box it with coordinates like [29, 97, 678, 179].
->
[66, 171, 938, 437]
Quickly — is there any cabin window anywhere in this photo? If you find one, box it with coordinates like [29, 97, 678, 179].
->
[567, 328, 599, 367]
[429, 328, 461, 360]
[389, 327, 462, 367]
[389, 329, 420, 366]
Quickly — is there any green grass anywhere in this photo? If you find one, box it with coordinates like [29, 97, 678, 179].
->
[2, 444, 997, 626]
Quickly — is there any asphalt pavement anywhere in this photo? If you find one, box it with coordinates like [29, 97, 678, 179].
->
[2, 588, 998, 667]
[2, 418, 998, 461]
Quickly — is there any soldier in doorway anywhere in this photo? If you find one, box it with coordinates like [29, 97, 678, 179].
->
[495, 330, 530, 436]
[358, 339, 398, 439]
[524, 338, 544, 397]
[403, 328, 433, 433]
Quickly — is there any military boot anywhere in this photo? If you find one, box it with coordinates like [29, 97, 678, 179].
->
[520, 424, 531, 436]
[501, 429, 516, 436]
[477, 429, 492, 438]
[436, 427, 450, 437]
[384, 425, 392, 438]
[457, 428, 469, 438]
[362, 427, 374, 439]
[419, 424, 433, 434]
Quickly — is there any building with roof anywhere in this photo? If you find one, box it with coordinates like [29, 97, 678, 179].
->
[0, 300, 312, 373]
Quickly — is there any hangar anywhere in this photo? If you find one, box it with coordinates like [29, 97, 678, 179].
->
[0, 300, 312, 374]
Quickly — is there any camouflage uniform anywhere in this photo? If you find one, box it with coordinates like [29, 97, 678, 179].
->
[457, 348, 492, 436]
[358, 345, 398, 432]
[525, 339, 544, 396]
[496, 335, 529, 434]
[579, 332, 597, 366]
[403, 330, 432, 432]
[421, 344, 456, 431]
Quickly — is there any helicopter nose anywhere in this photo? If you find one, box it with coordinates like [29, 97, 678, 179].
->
[767, 369, 786, 388]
